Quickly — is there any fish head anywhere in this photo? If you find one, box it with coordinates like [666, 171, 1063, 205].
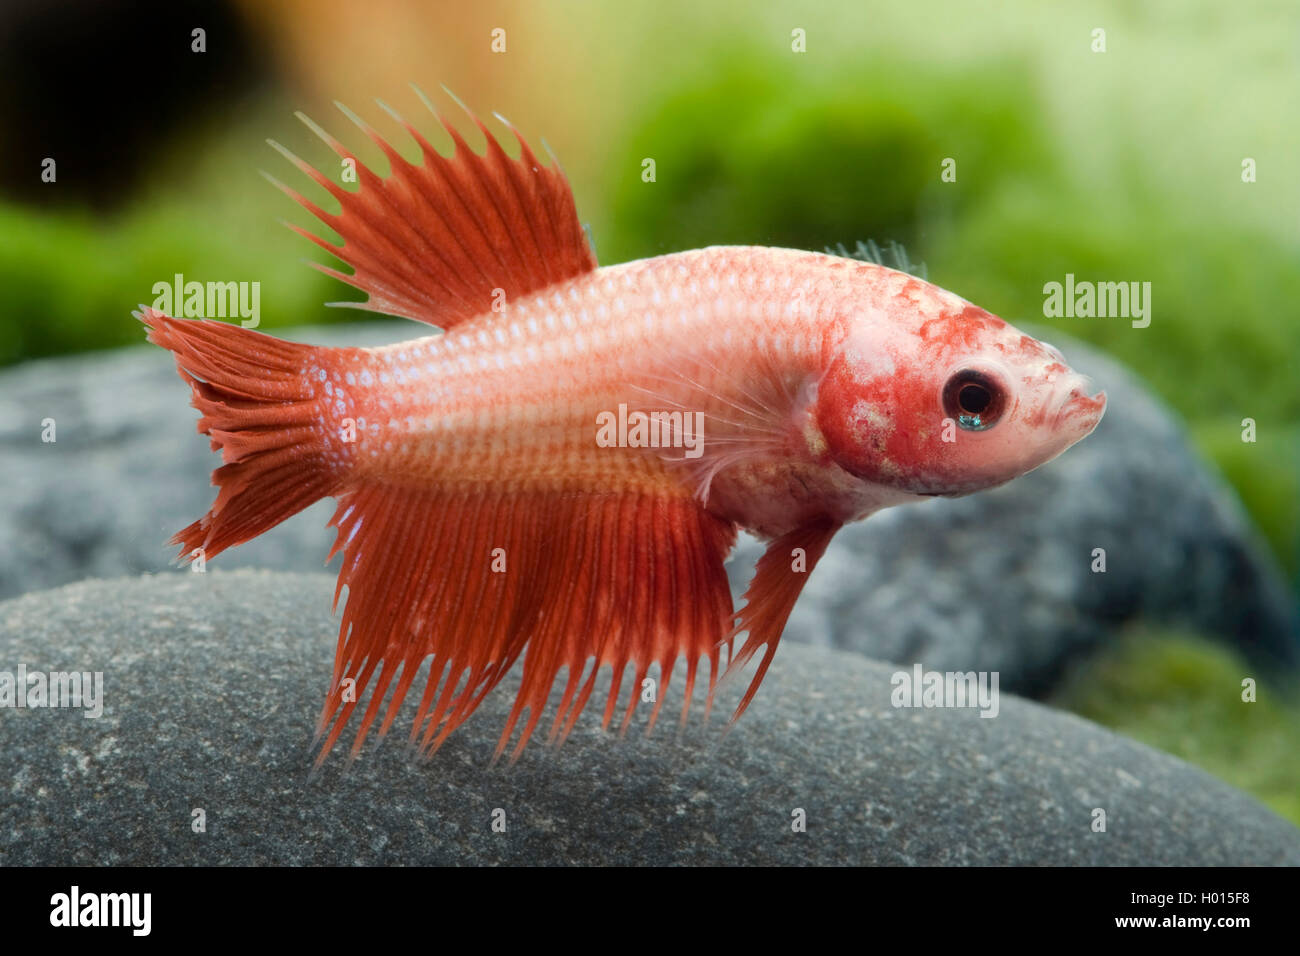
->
[815, 279, 1106, 498]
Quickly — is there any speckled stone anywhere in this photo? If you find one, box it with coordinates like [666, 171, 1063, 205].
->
[2, 571, 1296, 865]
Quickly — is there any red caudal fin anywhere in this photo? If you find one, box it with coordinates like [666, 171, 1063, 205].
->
[312, 485, 739, 767]
[266, 89, 598, 330]
[138, 308, 351, 564]
[725, 518, 840, 721]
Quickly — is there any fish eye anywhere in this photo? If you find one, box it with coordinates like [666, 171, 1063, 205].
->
[943, 369, 1005, 431]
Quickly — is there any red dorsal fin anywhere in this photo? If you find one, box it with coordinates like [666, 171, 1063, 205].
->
[312, 485, 738, 767]
[725, 519, 840, 721]
[266, 88, 597, 329]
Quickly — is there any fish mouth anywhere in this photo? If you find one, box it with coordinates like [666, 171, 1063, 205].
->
[1053, 375, 1107, 434]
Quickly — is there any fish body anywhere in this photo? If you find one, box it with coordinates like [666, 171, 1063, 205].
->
[312, 248, 916, 531]
[141, 97, 1105, 765]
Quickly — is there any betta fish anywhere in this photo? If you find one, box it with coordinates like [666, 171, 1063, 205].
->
[139, 92, 1105, 767]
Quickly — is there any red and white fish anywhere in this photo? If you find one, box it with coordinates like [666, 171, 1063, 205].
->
[140, 95, 1106, 766]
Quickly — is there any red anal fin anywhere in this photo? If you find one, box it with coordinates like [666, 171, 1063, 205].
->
[313, 485, 738, 767]
[725, 518, 840, 721]
[268, 89, 597, 330]
[138, 308, 344, 563]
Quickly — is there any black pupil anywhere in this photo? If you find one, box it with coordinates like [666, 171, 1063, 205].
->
[958, 383, 991, 415]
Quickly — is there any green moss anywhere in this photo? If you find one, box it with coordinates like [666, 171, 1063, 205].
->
[1052, 628, 1300, 826]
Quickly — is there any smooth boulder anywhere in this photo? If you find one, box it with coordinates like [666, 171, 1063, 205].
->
[1, 571, 1296, 866]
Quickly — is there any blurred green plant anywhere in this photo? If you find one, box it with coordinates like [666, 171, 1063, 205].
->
[1052, 626, 1300, 826]
[1191, 421, 1300, 584]
[0, 97, 365, 366]
[602, 58, 1054, 264]
[0, 197, 352, 365]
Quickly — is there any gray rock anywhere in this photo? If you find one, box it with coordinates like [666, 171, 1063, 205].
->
[1, 322, 1294, 697]
[1, 571, 1296, 866]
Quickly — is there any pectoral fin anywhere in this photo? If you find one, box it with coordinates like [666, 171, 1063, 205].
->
[726, 518, 840, 721]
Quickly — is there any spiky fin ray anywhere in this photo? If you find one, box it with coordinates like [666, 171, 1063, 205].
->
[312, 485, 738, 766]
[271, 89, 597, 329]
